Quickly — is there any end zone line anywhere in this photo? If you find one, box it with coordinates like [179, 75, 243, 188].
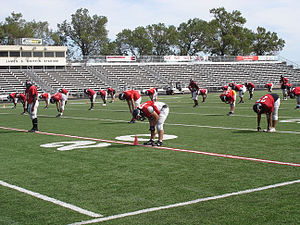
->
[1, 126, 300, 168]
[68, 179, 300, 225]
[0, 180, 102, 218]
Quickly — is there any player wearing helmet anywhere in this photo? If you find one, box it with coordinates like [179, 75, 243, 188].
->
[16, 93, 27, 114]
[107, 88, 116, 103]
[289, 87, 300, 109]
[245, 82, 255, 100]
[84, 89, 97, 110]
[132, 101, 169, 146]
[50, 92, 67, 117]
[119, 89, 142, 123]
[220, 89, 236, 116]
[145, 87, 158, 102]
[188, 79, 200, 107]
[253, 93, 280, 132]
[97, 90, 107, 106]
[198, 88, 208, 103]
[8, 92, 18, 108]
[280, 75, 289, 100]
[39, 93, 50, 109]
[264, 83, 273, 92]
[25, 80, 39, 132]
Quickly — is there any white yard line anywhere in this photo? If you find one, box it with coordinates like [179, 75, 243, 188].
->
[68, 179, 300, 225]
[0, 180, 102, 218]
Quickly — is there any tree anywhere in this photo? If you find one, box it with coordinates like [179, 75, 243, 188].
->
[177, 18, 208, 55]
[206, 7, 249, 56]
[146, 23, 177, 55]
[57, 8, 109, 57]
[252, 26, 285, 55]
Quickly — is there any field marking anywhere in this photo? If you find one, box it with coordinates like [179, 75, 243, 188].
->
[1, 126, 300, 168]
[0, 180, 102, 218]
[68, 179, 300, 225]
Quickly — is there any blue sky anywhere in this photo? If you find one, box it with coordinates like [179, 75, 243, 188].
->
[1, 0, 300, 64]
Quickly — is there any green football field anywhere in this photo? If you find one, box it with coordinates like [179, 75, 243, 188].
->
[0, 90, 300, 225]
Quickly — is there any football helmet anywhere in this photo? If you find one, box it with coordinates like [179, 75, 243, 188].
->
[132, 108, 145, 121]
[253, 103, 262, 113]
[118, 93, 125, 100]
[290, 93, 295, 99]
[220, 95, 227, 102]
[25, 80, 32, 89]
[50, 98, 55, 104]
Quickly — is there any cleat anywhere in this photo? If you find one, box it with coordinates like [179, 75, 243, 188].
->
[227, 112, 234, 116]
[152, 141, 163, 147]
[128, 119, 135, 124]
[143, 140, 154, 145]
[28, 128, 38, 133]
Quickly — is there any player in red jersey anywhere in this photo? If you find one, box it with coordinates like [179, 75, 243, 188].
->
[97, 90, 107, 106]
[50, 92, 68, 117]
[220, 89, 236, 116]
[188, 79, 200, 107]
[8, 92, 18, 108]
[280, 75, 289, 100]
[198, 88, 208, 103]
[232, 84, 246, 104]
[289, 87, 300, 109]
[25, 81, 39, 132]
[145, 87, 158, 102]
[39, 93, 50, 109]
[221, 85, 228, 91]
[59, 88, 69, 104]
[253, 93, 280, 132]
[264, 83, 273, 92]
[245, 82, 255, 100]
[107, 88, 116, 103]
[119, 89, 142, 123]
[132, 101, 169, 146]
[16, 93, 27, 114]
[84, 89, 97, 110]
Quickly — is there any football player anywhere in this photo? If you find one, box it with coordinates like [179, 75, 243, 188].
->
[58, 88, 69, 105]
[50, 92, 67, 117]
[188, 79, 200, 107]
[8, 92, 18, 108]
[39, 92, 50, 109]
[84, 89, 97, 110]
[16, 93, 27, 114]
[232, 83, 246, 104]
[220, 89, 236, 116]
[264, 83, 273, 92]
[245, 82, 255, 100]
[119, 89, 142, 123]
[280, 75, 289, 100]
[25, 80, 39, 132]
[145, 87, 158, 102]
[198, 88, 208, 103]
[107, 87, 116, 103]
[253, 93, 280, 132]
[132, 101, 169, 146]
[97, 90, 107, 106]
[289, 87, 300, 109]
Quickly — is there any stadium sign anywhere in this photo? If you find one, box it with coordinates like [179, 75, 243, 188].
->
[164, 55, 209, 62]
[20, 38, 43, 46]
[0, 58, 66, 66]
[106, 56, 136, 62]
[237, 56, 278, 61]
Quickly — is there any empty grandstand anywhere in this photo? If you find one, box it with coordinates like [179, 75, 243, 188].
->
[0, 43, 299, 97]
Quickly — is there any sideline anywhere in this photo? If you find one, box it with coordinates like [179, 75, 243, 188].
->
[0, 126, 300, 167]
[68, 179, 300, 224]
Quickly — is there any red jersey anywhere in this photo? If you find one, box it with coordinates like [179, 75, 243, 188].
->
[265, 83, 273, 88]
[51, 93, 63, 102]
[124, 90, 141, 101]
[26, 86, 38, 104]
[229, 82, 236, 88]
[246, 82, 255, 89]
[234, 84, 245, 91]
[98, 90, 107, 97]
[199, 89, 207, 95]
[107, 88, 115, 94]
[18, 93, 26, 102]
[87, 89, 96, 97]
[220, 90, 236, 104]
[290, 87, 300, 96]
[146, 88, 156, 95]
[60, 89, 68, 95]
[256, 94, 278, 113]
[139, 101, 160, 118]
[188, 82, 199, 91]
[9, 93, 17, 99]
[41, 93, 49, 99]
[221, 85, 228, 91]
